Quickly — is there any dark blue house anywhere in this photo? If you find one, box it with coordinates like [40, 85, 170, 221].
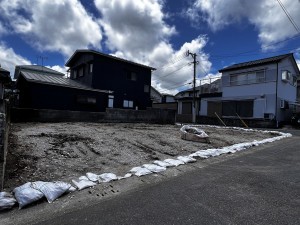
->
[15, 65, 111, 112]
[65, 50, 155, 110]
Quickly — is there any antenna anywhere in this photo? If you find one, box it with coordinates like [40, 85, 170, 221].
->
[37, 56, 48, 66]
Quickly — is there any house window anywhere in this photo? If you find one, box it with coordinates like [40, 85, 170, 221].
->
[126, 71, 137, 81]
[222, 101, 253, 117]
[108, 95, 114, 108]
[144, 85, 150, 93]
[77, 96, 96, 104]
[73, 70, 77, 79]
[230, 70, 265, 86]
[182, 102, 192, 114]
[78, 67, 84, 77]
[89, 63, 93, 73]
[123, 100, 133, 108]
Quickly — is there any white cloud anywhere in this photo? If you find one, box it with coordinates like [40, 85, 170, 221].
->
[186, 0, 300, 50]
[0, 0, 102, 56]
[297, 60, 300, 70]
[0, 43, 31, 76]
[46, 65, 67, 76]
[95, 0, 176, 58]
[94, 0, 213, 94]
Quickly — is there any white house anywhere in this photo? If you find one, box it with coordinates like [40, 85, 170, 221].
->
[200, 53, 300, 125]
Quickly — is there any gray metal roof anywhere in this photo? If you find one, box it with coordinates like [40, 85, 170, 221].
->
[14, 65, 64, 79]
[20, 71, 111, 93]
[219, 53, 293, 72]
[65, 49, 156, 70]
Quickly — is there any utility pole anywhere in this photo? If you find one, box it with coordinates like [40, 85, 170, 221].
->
[186, 50, 198, 123]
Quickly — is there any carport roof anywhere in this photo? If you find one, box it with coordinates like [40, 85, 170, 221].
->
[20, 71, 112, 93]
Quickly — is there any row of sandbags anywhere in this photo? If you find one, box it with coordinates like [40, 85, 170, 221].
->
[0, 155, 197, 211]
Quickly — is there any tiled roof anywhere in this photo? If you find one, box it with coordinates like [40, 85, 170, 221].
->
[65, 49, 156, 70]
[219, 53, 293, 72]
[20, 71, 110, 93]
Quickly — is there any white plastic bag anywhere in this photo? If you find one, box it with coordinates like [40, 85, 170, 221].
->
[37, 182, 71, 203]
[98, 173, 118, 183]
[13, 182, 45, 209]
[130, 166, 152, 177]
[142, 164, 166, 173]
[153, 160, 173, 168]
[0, 192, 17, 210]
[72, 179, 96, 191]
[177, 156, 196, 163]
[86, 172, 99, 182]
[164, 159, 185, 167]
[118, 173, 132, 180]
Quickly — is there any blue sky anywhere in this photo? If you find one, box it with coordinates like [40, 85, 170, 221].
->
[0, 0, 299, 94]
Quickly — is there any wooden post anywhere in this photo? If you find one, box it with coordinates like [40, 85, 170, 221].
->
[236, 113, 248, 128]
[214, 112, 226, 126]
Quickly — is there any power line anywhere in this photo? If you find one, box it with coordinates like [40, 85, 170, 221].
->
[276, 0, 300, 33]
[153, 54, 188, 72]
[152, 63, 191, 81]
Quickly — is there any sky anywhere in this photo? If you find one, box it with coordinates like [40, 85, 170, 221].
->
[0, 0, 299, 95]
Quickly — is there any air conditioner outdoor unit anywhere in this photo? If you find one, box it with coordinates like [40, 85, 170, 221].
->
[282, 71, 291, 82]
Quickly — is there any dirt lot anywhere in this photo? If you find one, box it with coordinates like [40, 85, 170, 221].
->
[4, 123, 278, 190]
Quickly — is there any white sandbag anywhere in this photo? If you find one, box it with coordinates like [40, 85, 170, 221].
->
[98, 173, 118, 183]
[37, 182, 71, 203]
[180, 125, 210, 143]
[130, 166, 152, 177]
[0, 192, 17, 210]
[142, 164, 166, 173]
[67, 186, 77, 192]
[153, 160, 173, 168]
[72, 179, 96, 191]
[118, 173, 132, 180]
[78, 176, 90, 181]
[13, 182, 45, 209]
[177, 156, 196, 163]
[164, 159, 185, 167]
[86, 172, 99, 182]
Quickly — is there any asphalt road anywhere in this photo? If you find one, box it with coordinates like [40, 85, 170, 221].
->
[34, 130, 300, 225]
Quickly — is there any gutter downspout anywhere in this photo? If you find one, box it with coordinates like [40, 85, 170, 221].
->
[275, 62, 279, 128]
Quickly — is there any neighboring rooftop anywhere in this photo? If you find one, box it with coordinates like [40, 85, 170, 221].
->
[0, 67, 11, 82]
[14, 65, 65, 79]
[219, 53, 295, 72]
[65, 49, 156, 70]
[18, 71, 111, 93]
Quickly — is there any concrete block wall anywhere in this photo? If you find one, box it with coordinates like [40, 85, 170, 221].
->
[0, 103, 9, 190]
[11, 107, 176, 124]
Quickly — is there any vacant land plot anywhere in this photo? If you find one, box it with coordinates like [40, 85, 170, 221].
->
[4, 123, 277, 189]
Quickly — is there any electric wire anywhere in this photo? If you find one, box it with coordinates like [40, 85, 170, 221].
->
[276, 0, 300, 33]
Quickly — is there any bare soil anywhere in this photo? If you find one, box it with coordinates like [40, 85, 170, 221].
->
[4, 123, 277, 190]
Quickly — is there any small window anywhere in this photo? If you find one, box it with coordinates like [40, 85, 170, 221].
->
[256, 71, 265, 83]
[126, 71, 137, 81]
[89, 63, 93, 73]
[79, 67, 84, 77]
[144, 85, 150, 93]
[77, 96, 96, 104]
[108, 95, 114, 108]
[123, 100, 133, 108]
[73, 70, 77, 79]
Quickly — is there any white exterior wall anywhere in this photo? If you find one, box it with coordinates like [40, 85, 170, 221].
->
[200, 99, 208, 116]
[220, 57, 298, 122]
[276, 57, 298, 121]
